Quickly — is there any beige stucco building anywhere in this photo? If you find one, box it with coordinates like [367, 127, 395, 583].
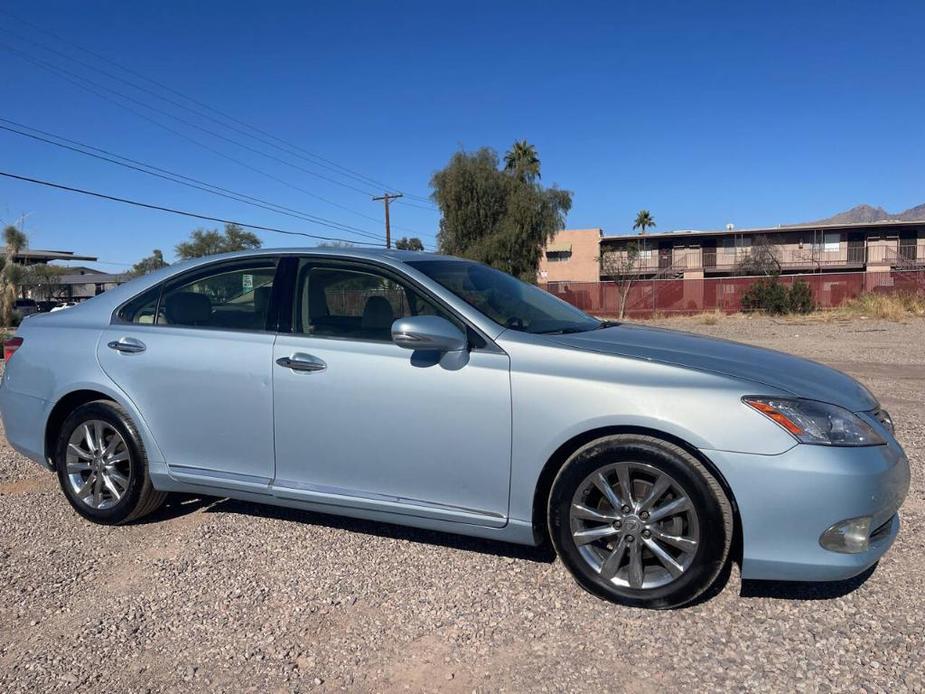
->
[537, 228, 603, 283]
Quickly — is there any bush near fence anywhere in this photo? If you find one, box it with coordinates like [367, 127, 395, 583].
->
[541, 270, 925, 319]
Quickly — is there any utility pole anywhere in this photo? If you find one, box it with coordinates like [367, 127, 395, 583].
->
[372, 193, 403, 248]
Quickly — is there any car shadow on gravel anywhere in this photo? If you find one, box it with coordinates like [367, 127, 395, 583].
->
[205, 497, 558, 563]
[131, 493, 221, 524]
[740, 563, 877, 601]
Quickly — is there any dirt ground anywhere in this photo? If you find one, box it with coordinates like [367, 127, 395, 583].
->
[1, 315, 923, 693]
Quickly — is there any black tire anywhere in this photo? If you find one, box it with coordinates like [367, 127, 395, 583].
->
[548, 434, 733, 609]
[54, 400, 166, 525]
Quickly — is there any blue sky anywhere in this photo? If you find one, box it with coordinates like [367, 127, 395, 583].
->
[1, 1, 923, 271]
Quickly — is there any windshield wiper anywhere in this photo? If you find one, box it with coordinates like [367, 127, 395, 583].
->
[534, 326, 596, 335]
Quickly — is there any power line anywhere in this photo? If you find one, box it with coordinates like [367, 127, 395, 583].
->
[0, 44, 441, 242]
[0, 119, 385, 242]
[0, 170, 381, 246]
[396, 199, 440, 212]
[0, 15, 435, 202]
[0, 8, 418, 195]
[0, 42, 386, 199]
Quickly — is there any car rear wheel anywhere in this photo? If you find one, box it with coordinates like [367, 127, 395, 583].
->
[54, 400, 166, 524]
[548, 434, 733, 609]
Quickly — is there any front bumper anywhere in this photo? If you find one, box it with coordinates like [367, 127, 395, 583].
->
[703, 441, 910, 581]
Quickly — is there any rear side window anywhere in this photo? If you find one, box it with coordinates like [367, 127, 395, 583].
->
[158, 261, 277, 331]
[118, 286, 161, 324]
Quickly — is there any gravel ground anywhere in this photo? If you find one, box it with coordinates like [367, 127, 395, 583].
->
[1, 315, 923, 693]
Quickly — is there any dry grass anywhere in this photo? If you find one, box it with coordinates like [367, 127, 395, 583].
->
[699, 310, 727, 325]
[830, 292, 925, 321]
[625, 292, 925, 325]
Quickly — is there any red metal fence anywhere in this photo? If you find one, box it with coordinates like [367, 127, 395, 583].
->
[541, 270, 925, 319]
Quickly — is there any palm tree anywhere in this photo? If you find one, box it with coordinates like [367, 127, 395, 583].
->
[633, 210, 655, 235]
[2, 225, 28, 325]
[504, 140, 541, 182]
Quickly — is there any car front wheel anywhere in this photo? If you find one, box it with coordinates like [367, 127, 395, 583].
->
[54, 400, 166, 525]
[548, 434, 733, 609]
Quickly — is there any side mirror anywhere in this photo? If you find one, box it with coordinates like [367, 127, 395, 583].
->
[391, 315, 467, 353]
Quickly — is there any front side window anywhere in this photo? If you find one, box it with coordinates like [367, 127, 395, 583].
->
[294, 262, 454, 342]
[407, 259, 601, 334]
[157, 261, 276, 330]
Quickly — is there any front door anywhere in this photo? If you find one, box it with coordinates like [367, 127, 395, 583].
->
[658, 243, 672, 271]
[98, 258, 279, 490]
[899, 231, 917, 262]
[702, 240, 717, 269]
[847, 233, 865, 265]
[271, 259, 512, 526]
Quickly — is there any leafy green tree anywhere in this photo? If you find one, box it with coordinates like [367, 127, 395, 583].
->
[2, 225, 28, 325]
[23, 264, 67, 301]
[129, 249, 169, 277]
[633, 210, 656, 235]
[432, 146, 571, 280]
[503, 140, 541, 183]
[175, 223, 262, 259]
[395, 237, 424, 251]
[741, 277, 790, 314]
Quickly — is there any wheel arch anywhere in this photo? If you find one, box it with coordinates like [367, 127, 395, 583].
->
[42, 382, 165, 470]
[530, 425, 742, 563]
[43, 389, 116, 465]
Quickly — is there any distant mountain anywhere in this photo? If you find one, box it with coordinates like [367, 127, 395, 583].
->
[806, 203, 925, 225]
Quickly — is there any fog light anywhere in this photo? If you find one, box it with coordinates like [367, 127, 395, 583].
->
[820, 517, 872, 554]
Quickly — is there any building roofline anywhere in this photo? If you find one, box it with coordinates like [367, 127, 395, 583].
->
[0, 249, 99, 261]
[601, 218, 925, 242]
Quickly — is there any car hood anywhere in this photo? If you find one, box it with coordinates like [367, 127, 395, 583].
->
[549, 323, 877, 412]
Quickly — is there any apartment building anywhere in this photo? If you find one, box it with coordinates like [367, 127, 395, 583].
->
[539, 221, 925, 282]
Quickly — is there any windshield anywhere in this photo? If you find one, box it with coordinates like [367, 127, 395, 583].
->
[407, 259, 602, 334]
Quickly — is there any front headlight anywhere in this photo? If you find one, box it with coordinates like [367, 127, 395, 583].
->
[743, 397, 886, 446]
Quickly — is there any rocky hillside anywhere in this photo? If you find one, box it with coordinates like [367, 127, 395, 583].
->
[808, 202, 925, 224]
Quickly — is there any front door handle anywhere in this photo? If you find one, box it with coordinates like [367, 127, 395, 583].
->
[276, 353, 326, 372]
[107, 337, 146, 354]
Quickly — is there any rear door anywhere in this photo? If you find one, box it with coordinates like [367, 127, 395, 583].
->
[97, 257, 280, 491]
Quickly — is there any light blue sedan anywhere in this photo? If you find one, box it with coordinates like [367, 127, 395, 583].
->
[0, 249, 910, 608]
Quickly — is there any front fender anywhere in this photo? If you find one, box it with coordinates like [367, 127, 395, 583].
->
[503, 337, 797, 524]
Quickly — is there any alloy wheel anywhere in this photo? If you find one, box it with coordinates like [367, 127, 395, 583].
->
[65, 420, 132, 510]
[569, 461, 700, 590]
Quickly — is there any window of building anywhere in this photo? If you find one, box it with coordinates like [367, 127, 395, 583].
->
[545, 244, 572, 262]
[545, 251, 571, 263]
[812, 232, 841, 252]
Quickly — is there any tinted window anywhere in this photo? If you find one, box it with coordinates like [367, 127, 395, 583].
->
[157, 261, 276, 331]
[294, 262, 453, 342]
[407, 259, 601, 334]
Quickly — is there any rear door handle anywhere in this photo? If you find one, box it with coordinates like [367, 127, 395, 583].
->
[276, 353, 326, 372]
[107, 337, 146, 354]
